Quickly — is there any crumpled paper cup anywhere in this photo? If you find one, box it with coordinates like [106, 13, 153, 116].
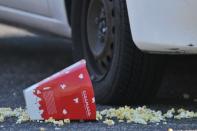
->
[23, 60, 96, 120]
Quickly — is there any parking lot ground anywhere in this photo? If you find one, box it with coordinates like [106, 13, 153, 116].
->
[0, 22, 196, 131]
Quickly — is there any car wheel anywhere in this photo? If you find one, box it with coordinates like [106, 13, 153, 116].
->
[71, 0, 165, 104]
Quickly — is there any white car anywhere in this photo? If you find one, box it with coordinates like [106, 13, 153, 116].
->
[0, 0, 196, 104]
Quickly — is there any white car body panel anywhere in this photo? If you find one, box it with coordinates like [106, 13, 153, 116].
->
[126, 0, 197, 54]
[0, 0, 71, 37]
[0, 0, 50, 17]
[1, 0, 197, 54]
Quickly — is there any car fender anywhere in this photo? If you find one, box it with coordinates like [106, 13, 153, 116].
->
[47, 0, 71, 37]
[0, 0, 71, 38]
[126, 0, 197, 54]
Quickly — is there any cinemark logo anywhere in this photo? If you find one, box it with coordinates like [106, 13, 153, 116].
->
[82, 90, 91, 117]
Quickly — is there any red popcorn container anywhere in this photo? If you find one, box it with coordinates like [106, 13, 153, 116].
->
[23, 60, 96, 120]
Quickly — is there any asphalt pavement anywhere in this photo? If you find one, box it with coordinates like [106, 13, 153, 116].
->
[0, 22, 196, 131]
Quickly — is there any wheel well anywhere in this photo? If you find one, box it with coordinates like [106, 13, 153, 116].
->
[65, 0, 72, 25]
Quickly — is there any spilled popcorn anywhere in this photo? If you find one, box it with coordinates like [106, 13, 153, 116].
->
[44, 117, 70, 126]
[96, 111, 103, 121]
[103, 119, 115, 126]
[98, 106, 165, 125]
[163, 108, 175, 118]
[97, 106, 197, 126]
[0, 108, 70, 126]
[174, 108, 197, 119]
[183, 93, 190, 99]
[0, 107, 30, 123]
[0, 107, 196, 126]
[39, 127, 46, 131]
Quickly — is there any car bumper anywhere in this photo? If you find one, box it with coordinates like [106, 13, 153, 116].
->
[126, 0, 197, 54]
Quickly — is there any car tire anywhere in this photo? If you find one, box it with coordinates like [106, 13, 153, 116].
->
[71, 0, 165, 104]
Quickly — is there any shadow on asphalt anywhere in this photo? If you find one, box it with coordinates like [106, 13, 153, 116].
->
[0, 36, 196, 108]
[157, 55, 197, 106]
